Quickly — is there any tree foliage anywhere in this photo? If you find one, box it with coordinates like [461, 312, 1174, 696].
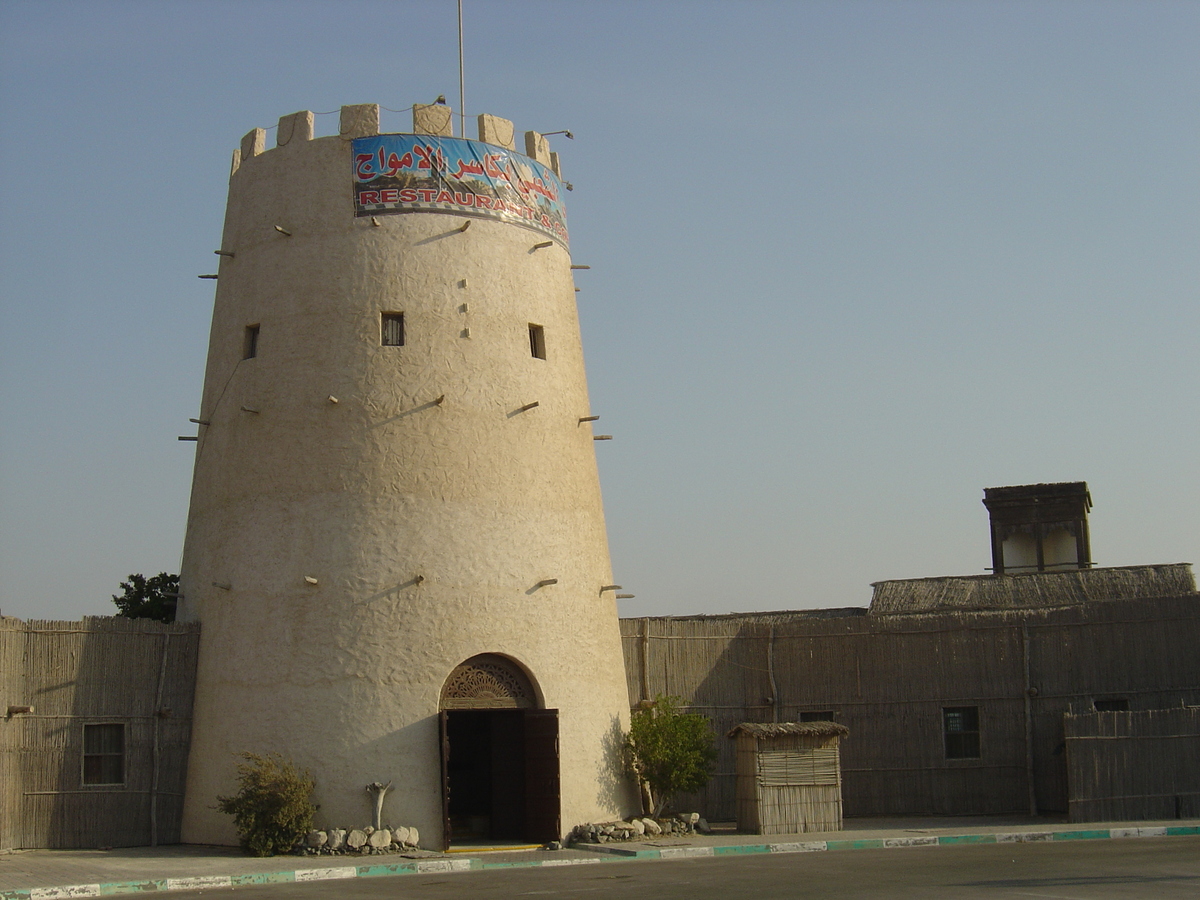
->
[216, 752, 317, 856]
[112, 572, 178, 623]
[625, 695, 717, 817]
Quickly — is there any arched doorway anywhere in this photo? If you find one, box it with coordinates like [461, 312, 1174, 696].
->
[438, 655, 560, 847]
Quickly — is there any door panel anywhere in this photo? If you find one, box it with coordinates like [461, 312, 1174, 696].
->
[523, 709, 560, 842]
[439, 710, 451, 850]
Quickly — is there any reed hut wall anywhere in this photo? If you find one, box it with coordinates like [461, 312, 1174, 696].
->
[1065, 707, 1200, 822]
[0, 617, 200, 850]
[620, 593, 1200, 822]
[733, 731, 845, 834]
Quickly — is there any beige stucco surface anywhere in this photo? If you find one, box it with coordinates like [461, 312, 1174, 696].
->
[178, 109, 635, 847]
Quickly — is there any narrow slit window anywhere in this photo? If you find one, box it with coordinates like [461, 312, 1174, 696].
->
[83, 723, 125, 785]
[943, 706, 980, 759]
[528, 324, 546, 360]
[799, 710, 835, 723]
[1094, 698, 1129, 712]
[381, 313, 405, 346]
[243, 324, 260, 359]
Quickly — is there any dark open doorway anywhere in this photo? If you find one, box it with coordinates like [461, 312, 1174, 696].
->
[445, 709, 524, 841]
[439, 708, 560, 846]
[438, 654, 560, 848]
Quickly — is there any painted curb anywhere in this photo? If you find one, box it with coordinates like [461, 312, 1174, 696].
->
[4, 825, 1199, 899]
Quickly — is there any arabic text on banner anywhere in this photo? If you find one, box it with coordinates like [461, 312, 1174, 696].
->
[352, 135, 568, 247]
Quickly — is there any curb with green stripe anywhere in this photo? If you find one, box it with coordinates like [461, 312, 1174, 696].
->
[5, 826, 1198, 899]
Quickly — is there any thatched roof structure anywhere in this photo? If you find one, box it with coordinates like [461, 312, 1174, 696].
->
[868, 563, 1195, 617]
[727, 721, 850, 739]
[627, 607, 867, 625]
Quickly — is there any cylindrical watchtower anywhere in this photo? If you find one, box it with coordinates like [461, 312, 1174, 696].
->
[178, 103, 634, 847]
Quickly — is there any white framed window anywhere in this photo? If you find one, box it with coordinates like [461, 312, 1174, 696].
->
[82, 722, 125, 785]
[943, 706, 980, 759]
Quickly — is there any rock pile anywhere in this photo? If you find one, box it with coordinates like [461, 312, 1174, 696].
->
[293, 825, 421, 856]
[568, 813, 710, 845]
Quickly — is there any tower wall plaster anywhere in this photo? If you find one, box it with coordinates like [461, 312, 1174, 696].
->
[179, 106, 635, 846]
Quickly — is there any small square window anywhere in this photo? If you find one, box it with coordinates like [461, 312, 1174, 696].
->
[243, 324, 260, 359]
[528, 324, 545, 360]
[83, 723, 125, 785]
[943, 706, 980, 759]
[382, 313, 405, 346]
[1094, 699, 1129, 712]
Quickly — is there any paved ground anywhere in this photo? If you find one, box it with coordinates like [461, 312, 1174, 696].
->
[168, 838, 1200, 900]
[1, 817, 1197, 899]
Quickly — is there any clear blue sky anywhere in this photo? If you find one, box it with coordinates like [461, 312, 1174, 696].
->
[1, 1, 1196, 621]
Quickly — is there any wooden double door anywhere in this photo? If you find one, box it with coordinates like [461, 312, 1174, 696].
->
[438, 708, 559, 847]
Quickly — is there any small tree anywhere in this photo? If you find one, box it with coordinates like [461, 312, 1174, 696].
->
[625, 695, 717, 818]
[112, 572, 179, 623]
[216, 753, 316, 856]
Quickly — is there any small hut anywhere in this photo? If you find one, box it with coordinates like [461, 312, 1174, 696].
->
[728, 722, 850, 835]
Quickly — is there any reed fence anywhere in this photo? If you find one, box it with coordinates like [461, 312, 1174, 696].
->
[1066, 706, 1200, 822]
[0, 616, 200, 849]
[620, 594, 1200, 821]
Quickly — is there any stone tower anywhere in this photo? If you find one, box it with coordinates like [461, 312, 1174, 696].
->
[178, 103, 634, 847]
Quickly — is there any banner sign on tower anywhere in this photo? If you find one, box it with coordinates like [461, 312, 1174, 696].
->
[352, 135, 568, 247]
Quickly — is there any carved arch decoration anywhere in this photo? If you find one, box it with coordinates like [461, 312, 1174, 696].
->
[440, 654, 538, 709]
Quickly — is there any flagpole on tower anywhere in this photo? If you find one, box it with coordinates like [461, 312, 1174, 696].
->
[458, 0, 466, 138]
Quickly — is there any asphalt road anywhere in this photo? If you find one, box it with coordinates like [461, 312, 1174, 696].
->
[174, 837, 1200, 899]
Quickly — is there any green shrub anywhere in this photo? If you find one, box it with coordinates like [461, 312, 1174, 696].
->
[216, 752, 316, 856]
[625, 695, 716, 817]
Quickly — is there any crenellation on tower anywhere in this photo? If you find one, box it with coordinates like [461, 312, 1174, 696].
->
[339, 103, 380, 139]
[412, 102, 453, 136]
[231, 105, 559, 176]
[525, 130, 551, 166]
[477, 113, 515, 149]
[275, 110, 314, 147]
[239, 127, 265, 162]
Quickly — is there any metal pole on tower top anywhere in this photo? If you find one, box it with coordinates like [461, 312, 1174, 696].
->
[458, 0, 465, 138]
